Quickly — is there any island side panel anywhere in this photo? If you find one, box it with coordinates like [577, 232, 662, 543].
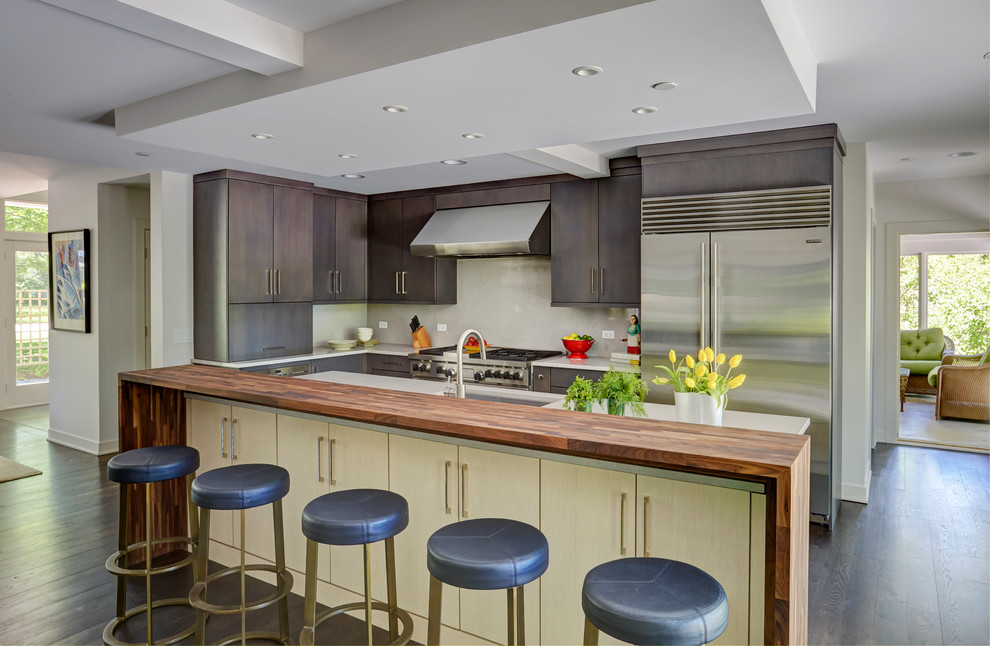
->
[118, 380, 188, 556]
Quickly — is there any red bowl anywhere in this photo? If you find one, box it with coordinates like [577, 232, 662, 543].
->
[562, 338, 594, 359]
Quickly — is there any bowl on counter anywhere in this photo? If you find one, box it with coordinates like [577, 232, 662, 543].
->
[356, 328, 373, 342]
[328, 339, 357, 350]
[562, 338, 594, 359]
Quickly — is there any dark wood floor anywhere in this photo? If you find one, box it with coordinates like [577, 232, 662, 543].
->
[1, 408, 988, 645]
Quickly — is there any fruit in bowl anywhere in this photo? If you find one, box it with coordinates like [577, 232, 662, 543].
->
[562, 333, 594, 359]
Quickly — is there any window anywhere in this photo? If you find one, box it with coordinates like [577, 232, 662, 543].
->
[4, 201, 48, 233]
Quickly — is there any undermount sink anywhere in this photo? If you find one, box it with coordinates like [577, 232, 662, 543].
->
[461, 391, 548, 407]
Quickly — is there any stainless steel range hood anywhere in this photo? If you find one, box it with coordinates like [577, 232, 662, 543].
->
[409, 201, 550, 257]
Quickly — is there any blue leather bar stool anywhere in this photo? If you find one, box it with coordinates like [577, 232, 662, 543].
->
[427, 518, 549, 645]
[299, 489, 414, 646]
[104, 445, 200, 646]
[189, 463, 293, 645]
[582, 558, 729, 646]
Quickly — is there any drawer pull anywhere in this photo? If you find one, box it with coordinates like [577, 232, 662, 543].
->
[317, 436, 324, 482]
[230, 419, 238, 461]
[643, 495, 650, 557]
[461, 463, 468, 518]
[329, 438, 337, 486]
[220, 417, 228, 458]
[620, 491, 627, 556]
[444, 460, 452, 514]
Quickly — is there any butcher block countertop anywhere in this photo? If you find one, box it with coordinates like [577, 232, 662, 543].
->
[118, 364, 810, 645]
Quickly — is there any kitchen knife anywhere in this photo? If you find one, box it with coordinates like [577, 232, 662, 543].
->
[410, 316, 420, 332]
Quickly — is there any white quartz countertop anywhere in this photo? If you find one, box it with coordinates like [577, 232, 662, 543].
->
[192, 343, 414, 369]
[532, 355, 640, 372]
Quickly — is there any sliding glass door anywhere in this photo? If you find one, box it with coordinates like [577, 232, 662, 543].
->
[4, 240, 49, 407]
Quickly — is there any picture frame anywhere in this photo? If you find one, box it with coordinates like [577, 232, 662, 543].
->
[48, 228, 91, 333]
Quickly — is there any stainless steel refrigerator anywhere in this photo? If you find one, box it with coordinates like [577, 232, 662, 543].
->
[640, 186, 837, 526]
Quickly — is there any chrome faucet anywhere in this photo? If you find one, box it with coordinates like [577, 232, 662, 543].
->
[455, 328, 487, 398]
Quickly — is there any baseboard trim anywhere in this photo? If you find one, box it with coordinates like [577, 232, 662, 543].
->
[47, 428, 118, 456]
[841, 469, 872, 504]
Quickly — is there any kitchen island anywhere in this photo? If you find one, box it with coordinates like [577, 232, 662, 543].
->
[119, 364, 809, 645]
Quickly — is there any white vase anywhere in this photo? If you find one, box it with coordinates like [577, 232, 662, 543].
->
[674, 392, 724, 426]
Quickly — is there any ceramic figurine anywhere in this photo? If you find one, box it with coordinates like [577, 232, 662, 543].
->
[626, 314, 641, 354]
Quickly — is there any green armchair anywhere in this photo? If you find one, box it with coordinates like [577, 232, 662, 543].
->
[899, 328, 953, 395]
[927, 347, 990, 421]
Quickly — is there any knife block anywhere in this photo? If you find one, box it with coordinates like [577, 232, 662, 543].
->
[412, 326, 432, 348]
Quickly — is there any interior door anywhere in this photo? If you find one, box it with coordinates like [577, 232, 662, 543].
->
[4, 240, 50, 407]
[640, 232, 709, 404]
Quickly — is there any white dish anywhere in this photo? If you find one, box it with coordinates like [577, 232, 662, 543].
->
[328, 339, 357, 350]
[356, 330, 373, 342]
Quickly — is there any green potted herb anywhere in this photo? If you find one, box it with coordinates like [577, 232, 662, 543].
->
[596, 368, 648, 417]
[563, 376, 597, 412]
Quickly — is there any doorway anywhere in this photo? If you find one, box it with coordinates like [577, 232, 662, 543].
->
[3, 239, 50, 407]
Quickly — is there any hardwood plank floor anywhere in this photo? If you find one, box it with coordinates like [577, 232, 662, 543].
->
[1, 407, 987, 645]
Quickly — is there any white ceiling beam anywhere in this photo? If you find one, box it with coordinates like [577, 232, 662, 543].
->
[38, 0, 303, 75]
[760, 0, 817, 109]
[511, 145, 610, 179]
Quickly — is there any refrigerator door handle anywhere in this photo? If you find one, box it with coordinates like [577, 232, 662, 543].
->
[711, 241, 718, 350]
[700, 242, 709, 350]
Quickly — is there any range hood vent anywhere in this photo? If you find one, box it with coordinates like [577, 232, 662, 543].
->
[410, 201, 550, 257]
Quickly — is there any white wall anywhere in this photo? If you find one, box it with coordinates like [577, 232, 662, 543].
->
[872, 174, 990, 445]
[47, 166, 144, 454]
[367, 256, 637, 355]
[838, 143, 875, 504]
[150, 171, 194, 367]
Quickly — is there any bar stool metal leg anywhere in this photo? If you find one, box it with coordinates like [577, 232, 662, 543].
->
[583, 616, 599, 646]
[385, 537, 399, 642]
[273, 499, 291, 644]
[427, 575, 443, 646]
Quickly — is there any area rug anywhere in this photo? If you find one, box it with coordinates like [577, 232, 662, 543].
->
[0, 455, 42, 483]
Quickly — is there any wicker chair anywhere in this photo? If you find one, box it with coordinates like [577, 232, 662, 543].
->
[900, 329, 954, 395]
[930, 351, 990, 422]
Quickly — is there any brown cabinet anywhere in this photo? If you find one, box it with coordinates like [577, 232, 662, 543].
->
[550, 174, 641, 307]
[368, 196, 456, 303]
[367, 354, 411, 378]
[313, 193, 367, 302]
[194, 171, 314, 362]
[532, 365, 603, 394]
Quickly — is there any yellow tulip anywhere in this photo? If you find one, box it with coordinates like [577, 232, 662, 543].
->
[698, 349, 706, 363]
[707, 373, 717, 388]
[669, 349, 676, 363]
[684, 377, 696, 389]
[652, 377, 670, 385]
[716, 353, 726, 365]
[705, 347, 715, 362]
[729, 354, 742, 368]
[728, 374, 746, 389]
[685, 354, 695, 368]
[694, 365, 707, 378]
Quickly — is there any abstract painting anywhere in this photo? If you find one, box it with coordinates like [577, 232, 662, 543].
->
[48, 229, 90, 333]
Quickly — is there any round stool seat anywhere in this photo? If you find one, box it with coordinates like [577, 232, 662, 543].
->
[427, 518, 548, 591]
[303, 489, 409, 546]
[582, 558, 728, 646]
[191, 463, 290, 510]
[107, 445, 199, 484]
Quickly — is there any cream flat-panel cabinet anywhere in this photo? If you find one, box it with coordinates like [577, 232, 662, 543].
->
[540, 460, 636, 646]
[387, 434, 460, 624]
[276, 415, 330, 574]
[456, 446, 540, 644]
[186, 399, 276, 558]
[327, 423, 390, 599]
[635, 476, 753, 646]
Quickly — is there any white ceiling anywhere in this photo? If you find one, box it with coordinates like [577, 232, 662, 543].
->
[0, 0, 986, 200]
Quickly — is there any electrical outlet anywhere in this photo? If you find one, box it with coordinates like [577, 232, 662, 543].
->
[437, 323, 447, 332]
[602, 330, 615, 339]
[379, 321, 388, 329]
[173, 328, 193, 343]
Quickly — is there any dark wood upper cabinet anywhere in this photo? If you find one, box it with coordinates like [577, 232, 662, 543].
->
[550, 175, 641, 308]
[368, 196, 456, 304]
[273, 186, 313, 302]
[313, 194, 367, 302]
[227, 179, 274, 303]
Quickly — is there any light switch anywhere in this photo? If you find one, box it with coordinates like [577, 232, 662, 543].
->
[379, 321, 388, 329]
[174, 328, 193, 343]
[437, 323, 447, 332]
[602, 330, 615, 339]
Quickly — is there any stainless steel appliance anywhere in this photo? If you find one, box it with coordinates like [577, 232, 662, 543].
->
[409, 346, 562, 390]
[640, 186, 837, 527]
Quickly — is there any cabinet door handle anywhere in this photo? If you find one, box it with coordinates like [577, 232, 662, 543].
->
[401, 271, 407, 295]
[317, 436, 324, 482]
[275, 268, 281, 295]
[327, 438, 337, 487]
[643, 495, 650, 557]
[336, 270, 342, 295]
[267, 269, 273, 295]
[220, 417, 228, 458]
[590, 266, 596, 295]
[619, 491, 627, 555]
[461, 463, 468, 518]
[230, 418, 238, 461]
[600, 267, 605, 295]
[395, 271, 400, 295]
[329, 270, 335, 295]
[444, 460, 452, 514]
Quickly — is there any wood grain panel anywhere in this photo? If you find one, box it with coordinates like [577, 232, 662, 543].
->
[435, 183, 550, 209]
[119, 364, 810, 645]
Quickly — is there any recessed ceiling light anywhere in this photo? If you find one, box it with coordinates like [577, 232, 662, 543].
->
[899, 157, 913, 162]
[572, 66, 603, 77]
[632, 106, 657, 115]
[338, 153, 357, 159]
[342, 173, 365, 179]
[251, 133, 274, 140]
[651, 81, 678, 91]
[948, 151, 977, 158]
[134, 152, 152, 157]
[461, 132, 484, 139]
[441, 159, 467, 165]
[382, 105, 408, 113]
